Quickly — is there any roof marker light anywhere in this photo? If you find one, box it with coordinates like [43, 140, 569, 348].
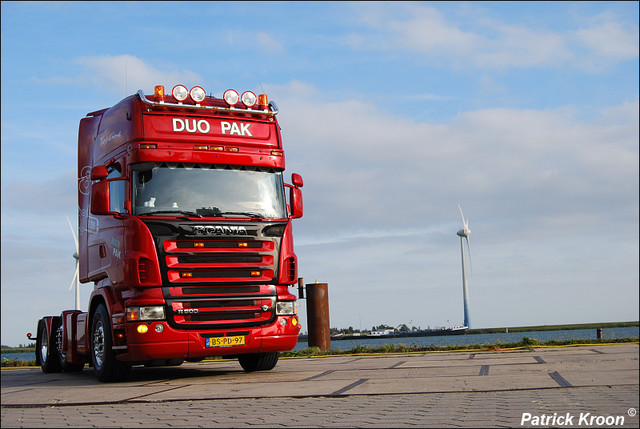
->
[190, 86, 206, 104]
[172, 85, 188, 102]
[223, 89, 239, 106]
[154, 85, 166, 103]
[258, 94, 268, 109]
[241, 91, 257, 108]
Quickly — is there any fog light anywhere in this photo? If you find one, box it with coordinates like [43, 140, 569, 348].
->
[190, 86, 206, 103]
[172, 85, 188, 102]
[279, 318, 287, 327]
[223, 89, 239, 106]
[137, 324, 149, 334]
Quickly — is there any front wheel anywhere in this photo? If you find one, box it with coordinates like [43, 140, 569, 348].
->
[91, 304, 131, 382]
[238, 352, 279, 372]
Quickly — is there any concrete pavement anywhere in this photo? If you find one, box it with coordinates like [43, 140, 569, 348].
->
[1, 343, 638, 427]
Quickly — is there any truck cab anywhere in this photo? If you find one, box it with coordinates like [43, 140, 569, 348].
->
[33, 85, 304, 381]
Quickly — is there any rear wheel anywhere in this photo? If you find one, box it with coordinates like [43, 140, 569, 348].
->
[91, 304, 131, 382]
[56, 325, 84, 372]
[37, 318, 61, 373]
[238, 352, 279, 372]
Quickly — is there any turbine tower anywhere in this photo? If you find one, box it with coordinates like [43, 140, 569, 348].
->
[456, 204, 471, 328]
[66, 215, 81, 311]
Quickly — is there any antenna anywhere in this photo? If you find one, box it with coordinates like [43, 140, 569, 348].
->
[456, 204, 471, 328]
[66, 215, 81, 311]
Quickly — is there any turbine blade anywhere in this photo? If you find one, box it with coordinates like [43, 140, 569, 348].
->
[66, 215, 79, 253]
[68, 268, 78, 291]
[458, 204, 468, 228]
[465, 236, 472, 275]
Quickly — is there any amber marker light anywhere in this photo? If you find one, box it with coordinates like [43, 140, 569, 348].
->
[193, 145, 209, 150]
[181, 272, 193, 278]
[250, 271, 262, 277]
[258, 94, 268, 109]
[137, 325, 149, 334]
[238, 242, 248, 248]
[194, 242, 204, 248]
[271, 150, 283, 156]
[140, 143, 157, 149]
[154, 85, 166, 103]
[227, 147, 239, 152]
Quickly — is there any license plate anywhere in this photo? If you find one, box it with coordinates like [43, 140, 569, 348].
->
[206, 336, 246, 348]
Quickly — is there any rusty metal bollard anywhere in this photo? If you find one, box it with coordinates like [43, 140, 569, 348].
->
[306, 282, 331, 350]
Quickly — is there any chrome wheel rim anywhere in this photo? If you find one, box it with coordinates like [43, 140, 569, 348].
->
[39, 329, 48, 363]
[93, 320, 105, 368]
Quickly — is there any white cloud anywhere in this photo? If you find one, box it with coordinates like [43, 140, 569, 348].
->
[273, 81, 638, 238]
[575, 16, 640, 60]
[256, 32, 285, 53]
[351, 3, 638, 70]
[36, 55, 203, 95]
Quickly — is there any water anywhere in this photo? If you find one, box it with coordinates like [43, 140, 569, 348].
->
[2, 352, 36, 362]
[3, 327, 637, 361]
[292, 326, 639, 351]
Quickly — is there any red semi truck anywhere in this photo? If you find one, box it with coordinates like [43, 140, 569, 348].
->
[29, 84, 304, 381]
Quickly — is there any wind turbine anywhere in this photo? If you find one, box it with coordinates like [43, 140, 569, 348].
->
[66, 215, 81, 311]
[456, 204, 471, 328]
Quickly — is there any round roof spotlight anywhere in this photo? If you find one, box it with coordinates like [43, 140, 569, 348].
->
[241, 91, 258, 108]
[172, 85, 189, 102]
[190, 86, 206, 104]
[223, 89, 239, 106]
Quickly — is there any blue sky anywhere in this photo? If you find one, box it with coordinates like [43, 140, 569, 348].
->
[1, 1, 638, 346]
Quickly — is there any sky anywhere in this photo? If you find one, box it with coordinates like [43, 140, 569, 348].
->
[1, 1, 638, 346]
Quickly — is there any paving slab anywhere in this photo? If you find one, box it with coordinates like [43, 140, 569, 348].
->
[1, 343, 638, 427]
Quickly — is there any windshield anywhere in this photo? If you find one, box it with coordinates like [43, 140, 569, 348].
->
[132, 163, 287, 219]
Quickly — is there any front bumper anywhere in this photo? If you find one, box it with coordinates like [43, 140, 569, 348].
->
[116, 315, 300, 362]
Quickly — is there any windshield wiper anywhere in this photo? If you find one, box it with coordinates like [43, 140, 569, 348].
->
[219, 211, 263, 219]
[145, 210, 203, 218]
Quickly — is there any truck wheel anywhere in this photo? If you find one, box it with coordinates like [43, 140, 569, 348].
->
[91, 304, 131, 382]
[56, 325, 85, 372]
[238, 352, 279, 372]
[37, 318, 61, 373]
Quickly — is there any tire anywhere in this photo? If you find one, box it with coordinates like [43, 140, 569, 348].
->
[238, 352, 279, 372]
[56, 324, 85, 372]
[91, 304, 131, 382]
[38, 318, 61, 373]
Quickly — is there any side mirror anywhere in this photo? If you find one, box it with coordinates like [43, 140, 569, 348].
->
[91, 165, 109, 181]
[292, 173, 304, 188]
[91, 181, 111, 215]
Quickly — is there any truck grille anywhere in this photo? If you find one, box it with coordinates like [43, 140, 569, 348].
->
[165, 285, 277, 329]
[160, 231, 281, 329]
[164, 238, 276, 284]
[144, 220, 286, 330]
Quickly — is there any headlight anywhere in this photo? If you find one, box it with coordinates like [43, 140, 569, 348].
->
[127, 306, 165, 321]
[276, 301, 295, 316]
